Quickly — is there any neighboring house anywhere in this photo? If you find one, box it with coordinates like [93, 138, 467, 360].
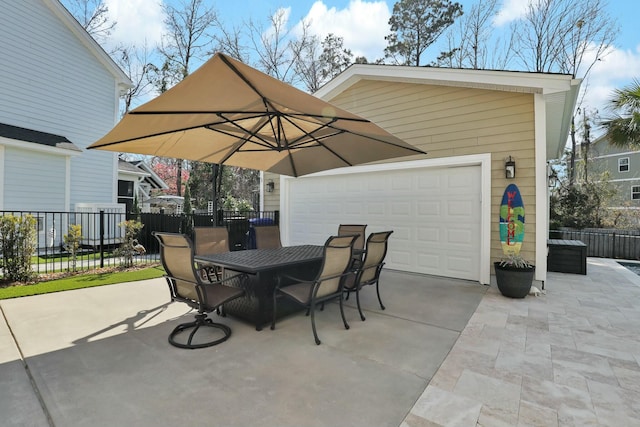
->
[0, 0, 131, 214]
[264, 65, 580, 285]
[583, 134, 640, 209]
[118, 159, 169, 213]
[0, 0, 130, 248]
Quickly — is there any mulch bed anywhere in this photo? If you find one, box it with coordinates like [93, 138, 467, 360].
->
[0, 263, 160, 289]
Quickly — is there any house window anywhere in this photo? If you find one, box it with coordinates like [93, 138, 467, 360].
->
[619, 157, 629, 172]
[118, 180, 135, 213]
[118, 180, 134, 197]
[632, 186, 640, 200]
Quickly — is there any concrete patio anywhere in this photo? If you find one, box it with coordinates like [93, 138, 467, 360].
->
[1, 258, 639, 426]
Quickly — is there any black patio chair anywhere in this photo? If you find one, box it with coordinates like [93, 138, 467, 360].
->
[194, 226, 230, 282]
[271, 234, 357, 345]
[343, 231, 393, 321]
[338, 224, 367, 269]
[154, 232, 245, 349]
[254, 225, 282, 249]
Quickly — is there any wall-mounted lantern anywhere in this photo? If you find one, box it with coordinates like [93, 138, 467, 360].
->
[505, 156, 516, 179]
[266, 180, 275, 193]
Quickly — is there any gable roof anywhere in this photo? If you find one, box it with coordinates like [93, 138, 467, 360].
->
[43, 0, 131, 92]
[0, 122, 81, 152]
[315, 64, 581, 161]
[118, 159, 169, 190]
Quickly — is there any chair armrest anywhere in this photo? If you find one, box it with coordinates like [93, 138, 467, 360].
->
[209, 271, 247, 285]
[274, 273, 315, 292]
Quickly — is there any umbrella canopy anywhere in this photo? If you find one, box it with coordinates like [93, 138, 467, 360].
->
[88, 53, 425, 177]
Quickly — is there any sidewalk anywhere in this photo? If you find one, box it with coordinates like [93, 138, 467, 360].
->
[403, 258, 640, 426]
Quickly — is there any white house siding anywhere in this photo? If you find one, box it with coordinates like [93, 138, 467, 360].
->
[3, 147, 67, 211]
[0, 0, 121, 209]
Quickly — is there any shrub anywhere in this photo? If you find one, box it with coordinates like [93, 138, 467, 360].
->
[0, 214, 37, 282]
[63, 224, 83, 272]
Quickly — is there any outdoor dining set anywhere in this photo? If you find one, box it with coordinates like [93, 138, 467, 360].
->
[154, 224, 393, 348]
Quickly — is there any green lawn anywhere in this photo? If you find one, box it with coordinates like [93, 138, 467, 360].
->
[0, 265, 166, 300]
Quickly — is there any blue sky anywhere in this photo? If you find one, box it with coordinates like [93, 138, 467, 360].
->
[101, 0, 639, 133]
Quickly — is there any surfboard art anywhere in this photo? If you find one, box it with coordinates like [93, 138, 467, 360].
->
[500, 183, 525, 255]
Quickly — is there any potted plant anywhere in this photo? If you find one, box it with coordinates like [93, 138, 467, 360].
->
[494, 253, 535, 298]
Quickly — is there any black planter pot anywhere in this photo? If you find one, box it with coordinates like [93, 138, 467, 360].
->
[494, 262, 535, 298]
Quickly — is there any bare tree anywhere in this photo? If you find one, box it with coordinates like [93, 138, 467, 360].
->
[511, 0, 618, 185]
[62, 0, 115, 45]
[115, 43, 158, 114]
[245, 9, 308, 84]
[292, 32, 354, 93]
[156, 0, 218, 197]
[292, 32, 323, 93]
[212, 20, 250, 63]
[437, 0, 513, 69]
[159, 0, 218, 83]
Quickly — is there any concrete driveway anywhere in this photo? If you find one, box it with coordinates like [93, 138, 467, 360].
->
[0, 270, 486, 427]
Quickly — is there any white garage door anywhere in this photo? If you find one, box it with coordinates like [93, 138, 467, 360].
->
[283, 164, 482, 281]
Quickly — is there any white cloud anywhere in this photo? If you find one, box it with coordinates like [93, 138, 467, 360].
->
[493, 0, 528, 27]
[104, 0, 165, 49]
[302, 0, 391, 60]
[577, 43, 640, 123]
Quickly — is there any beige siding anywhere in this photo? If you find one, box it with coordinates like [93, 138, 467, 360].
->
[263, 171, 281, 212]
[330, 80, 537, 266]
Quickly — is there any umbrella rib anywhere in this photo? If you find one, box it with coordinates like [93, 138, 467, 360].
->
[219, 54, 283, 120]
[210, 113, 279, 150]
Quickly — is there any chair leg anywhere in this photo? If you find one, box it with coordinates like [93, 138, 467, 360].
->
[355, 289, 366, 321]
[310, 304, 321, 345]
[168, 313, 231, 349]
[339, 296, 350, 330]
[375, 282, 386, 310]
[270, 291, 278, 330]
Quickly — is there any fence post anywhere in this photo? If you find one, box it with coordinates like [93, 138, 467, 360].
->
[612, 232, 616, 259]
[99, 210, 105, 268]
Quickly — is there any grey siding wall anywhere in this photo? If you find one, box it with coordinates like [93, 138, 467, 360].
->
[0, 0, 120, 209]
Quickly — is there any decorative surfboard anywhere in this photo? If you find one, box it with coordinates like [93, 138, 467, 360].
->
[500, 183, 525, 255]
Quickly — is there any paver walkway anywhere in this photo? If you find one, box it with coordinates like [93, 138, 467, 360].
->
[403, 258, 640, 426]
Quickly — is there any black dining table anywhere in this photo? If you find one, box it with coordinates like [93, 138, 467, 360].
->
[195, 245, 324, 330]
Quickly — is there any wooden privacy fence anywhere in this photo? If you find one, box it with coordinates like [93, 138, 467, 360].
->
[550, 229, 640, 260]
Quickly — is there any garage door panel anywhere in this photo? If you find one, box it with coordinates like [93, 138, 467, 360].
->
[391, 202, 412, 216]
[418, 174, 441, 190]
[447, 229, 473, 245]
[418, 201, 441, 216]
[391, 175, 414, 190]
[390, 250, 412, 267]
[390, 226, 412, 242]
[417, 227, 440, 243]
[446, 200, 475, 217]
[448, 171, 475, 188]
[285, 164, 481, 280]
[417, 251, 440, 267]
[367, 202, 386, 215]
[344, 202, 363, 215]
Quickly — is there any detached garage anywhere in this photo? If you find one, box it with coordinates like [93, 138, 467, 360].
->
[266, 65, 580, 285]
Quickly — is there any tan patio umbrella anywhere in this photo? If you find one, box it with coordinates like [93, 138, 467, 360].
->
[88, 52, 425, 177]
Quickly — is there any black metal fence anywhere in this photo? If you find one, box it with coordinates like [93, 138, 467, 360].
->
[0, 209, 279, 275]
[550, 228, 640, 260]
